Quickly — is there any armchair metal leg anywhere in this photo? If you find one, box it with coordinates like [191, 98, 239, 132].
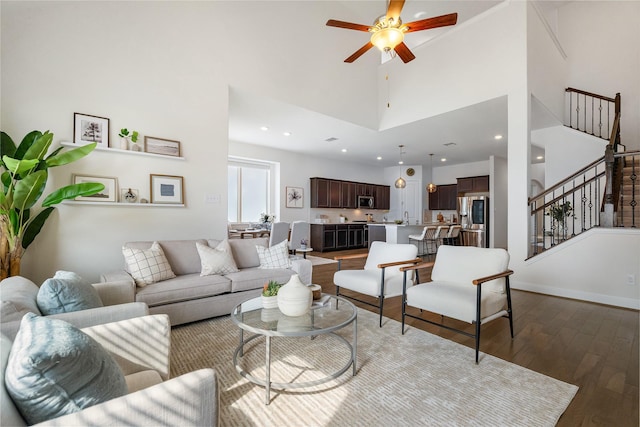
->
[506, 277, 514, 338]
[335, 285, 340, 309]
[475, 284, 482, 364]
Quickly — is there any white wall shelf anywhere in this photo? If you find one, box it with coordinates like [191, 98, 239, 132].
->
[63, 201, 185, 208]
[61, 142, 185, 161]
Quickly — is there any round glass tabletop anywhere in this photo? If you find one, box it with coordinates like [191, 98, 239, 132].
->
[231, 294, 356, 338]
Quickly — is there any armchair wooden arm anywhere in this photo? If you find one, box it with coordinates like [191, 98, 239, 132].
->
[334, 253, 369, 261]
[399, 261, 435, 272]
[472, 269, 514, 285]
[378, 258, 423, 269]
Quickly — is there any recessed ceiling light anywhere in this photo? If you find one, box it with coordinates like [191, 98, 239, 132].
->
[260, 126, 269, 131]
[341, 148, 347, 153]
[440, 158, 446, 162]
[376, 156, 382, 160]
[283, 131, 291, 136]
[536, 155, 544, 160]
[494, 134, 503, 140]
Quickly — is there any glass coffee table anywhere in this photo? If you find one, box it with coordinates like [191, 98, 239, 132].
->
[231, 294, 357, 405]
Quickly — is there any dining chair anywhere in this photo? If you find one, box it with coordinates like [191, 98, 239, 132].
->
[268, 222, 290, 247]
[288, 221, 310, 253]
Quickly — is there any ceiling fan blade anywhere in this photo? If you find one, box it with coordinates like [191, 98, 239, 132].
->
[394, 42, 416, 63]
[386, 0, 405, 22]
[404, 13, 458, 33]
[326, 19, 371, 32]
[345, 42, 374, 63]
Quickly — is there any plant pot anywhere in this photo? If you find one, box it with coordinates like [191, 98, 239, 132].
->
[262, 295, 279, 309]
[120, 137, 130, 150]
[277, 274, 312, 316]
[131, 142, 141, 152]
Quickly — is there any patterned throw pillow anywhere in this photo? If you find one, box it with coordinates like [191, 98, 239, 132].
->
[122, 241, 176, 287]
[196, 240, 239, 276]
[4, 313, 128, 425]
[256, 239, 292, 269]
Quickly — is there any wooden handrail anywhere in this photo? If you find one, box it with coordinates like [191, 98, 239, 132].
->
[566, 87, 616, 103]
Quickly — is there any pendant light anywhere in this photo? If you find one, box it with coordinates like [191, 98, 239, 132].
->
[394, 145, 406, 189]
[427, 153, 437, 193]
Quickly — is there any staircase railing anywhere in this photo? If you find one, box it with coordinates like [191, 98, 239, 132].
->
[565, 87, 620, 140]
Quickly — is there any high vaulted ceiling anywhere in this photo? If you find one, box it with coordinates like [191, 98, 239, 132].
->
[229, 1, 557, 169]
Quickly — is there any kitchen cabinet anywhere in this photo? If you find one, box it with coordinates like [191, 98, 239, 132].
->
[311, 223, 366, 252]
[428, 184, 458, 210]
[457, 175, 489, 193]
[310, 178, 390, 210]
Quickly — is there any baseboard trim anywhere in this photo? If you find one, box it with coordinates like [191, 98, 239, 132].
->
[512, 280, 640, 310]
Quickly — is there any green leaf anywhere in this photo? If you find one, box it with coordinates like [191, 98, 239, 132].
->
[23, 131, 53, 161]
[0, 131, 17, 163]
[2, 156, 39, 175]
[45, 146, 64, 160]
[131, 131, 139, 143]
[22, 207, 54, 249]
[45, 142, 96, 167]
[1, 171, 11, 190]
[14, 131, 42, 161]
[42, 182, 105, 207]
[13, 169, 47, 211]
[9, 209, 19, 234]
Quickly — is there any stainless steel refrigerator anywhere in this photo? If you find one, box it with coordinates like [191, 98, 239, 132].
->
[458, 196, 489, 248]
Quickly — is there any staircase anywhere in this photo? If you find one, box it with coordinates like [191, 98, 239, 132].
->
[527, 87, 637, 258]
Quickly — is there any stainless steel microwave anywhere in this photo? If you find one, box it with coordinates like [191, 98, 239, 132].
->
[357, 195, 374, 209]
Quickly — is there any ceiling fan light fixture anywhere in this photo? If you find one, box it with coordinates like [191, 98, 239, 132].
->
[371, 27, 404, 51]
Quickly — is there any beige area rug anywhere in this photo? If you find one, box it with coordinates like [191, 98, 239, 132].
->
[303, 255, 338, 266]
[171, 309, 578, 426]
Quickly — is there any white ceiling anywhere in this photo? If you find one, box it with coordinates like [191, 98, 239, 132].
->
[228, 0, 555, 169]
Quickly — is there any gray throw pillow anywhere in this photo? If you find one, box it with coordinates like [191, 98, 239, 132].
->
[4, 313, 128, 425]
[37, 271, 103, 315]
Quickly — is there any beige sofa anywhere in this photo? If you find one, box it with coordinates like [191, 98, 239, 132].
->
[101, 237, 312, 326]
[1, 314, 218, 426]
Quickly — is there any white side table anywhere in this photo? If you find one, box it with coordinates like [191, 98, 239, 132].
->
[294, 248, 313, 259]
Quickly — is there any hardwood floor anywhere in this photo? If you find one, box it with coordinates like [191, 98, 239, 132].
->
[310, 248, 640, 426]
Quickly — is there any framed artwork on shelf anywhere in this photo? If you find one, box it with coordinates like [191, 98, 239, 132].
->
[144, 136, 181, 157]
[73, 113, 110, 148]
[150, 174, 184, 204]
[286, 186, 304, 208]
[71, 174, 118, 202]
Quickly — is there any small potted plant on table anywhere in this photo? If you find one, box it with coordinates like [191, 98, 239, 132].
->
[262, 280, 282, 309]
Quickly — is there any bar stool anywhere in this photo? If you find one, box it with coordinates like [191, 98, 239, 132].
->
[442, 225, 462, 246]
[426, 225, 447, 254]
[408, 226, 429, 255]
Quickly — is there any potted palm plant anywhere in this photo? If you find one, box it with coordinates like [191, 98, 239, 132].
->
[262, 280, 282, 309]
[0, 130, 105, 279]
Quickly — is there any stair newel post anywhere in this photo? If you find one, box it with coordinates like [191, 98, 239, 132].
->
[602, 144, 616, 227]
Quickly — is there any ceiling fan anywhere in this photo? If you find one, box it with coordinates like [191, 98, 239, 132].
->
[326, 0, 458, 63]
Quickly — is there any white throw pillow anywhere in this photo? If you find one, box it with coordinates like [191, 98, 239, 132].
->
[122, 241, 176, 287]
[256, 240, 292, 269]
[196, 240, 239, 276]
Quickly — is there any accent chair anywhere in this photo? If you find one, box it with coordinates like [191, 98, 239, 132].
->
[334, 242, 421, 327]
[400, 245, 514, 363]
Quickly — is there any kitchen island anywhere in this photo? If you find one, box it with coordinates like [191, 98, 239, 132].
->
[367, 223, 455, 247]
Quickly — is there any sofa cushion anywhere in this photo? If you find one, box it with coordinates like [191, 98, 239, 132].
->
[256, 239, 291, 269]
[134, 273, 232, 307]
[0, 276, 41, 321]
[4, 313, 127, 425]
[197, 241, 238, 276]
[123, 242, 176, 287]
[124, 240, 208, 276]
[37, 271, 103, 315]
[1, 334, 24, 427]
[224, 267, 294, 293]
[216, 237, 269, 269]
[431, 246, 510, 294]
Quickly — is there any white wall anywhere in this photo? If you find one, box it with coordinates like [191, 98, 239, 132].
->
[490, 155, 508, 249]
[1, 1, 379, 283]
[558, 1, 640, 150]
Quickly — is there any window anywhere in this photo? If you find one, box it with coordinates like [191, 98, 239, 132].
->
[228, 158, 275, 222]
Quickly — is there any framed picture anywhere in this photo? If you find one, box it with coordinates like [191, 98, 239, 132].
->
[73, 113, 109, 148]
[71, 174, 118, 202]
[286, 186, 304, 208]
[144, 136, 181, 157]
[150, 174, 184, 204]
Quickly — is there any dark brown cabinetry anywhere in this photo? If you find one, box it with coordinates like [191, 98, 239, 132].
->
[428, 184, 458, 210]
[311, 223, 367, 252]
[310, 178, 390, 210]
[457, 175, 489, 193]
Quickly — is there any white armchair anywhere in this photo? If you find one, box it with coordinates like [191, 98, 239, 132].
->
[1, 315, 219, 426]
[400, 245, 514, 363]
[333, 242, 421, 327]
